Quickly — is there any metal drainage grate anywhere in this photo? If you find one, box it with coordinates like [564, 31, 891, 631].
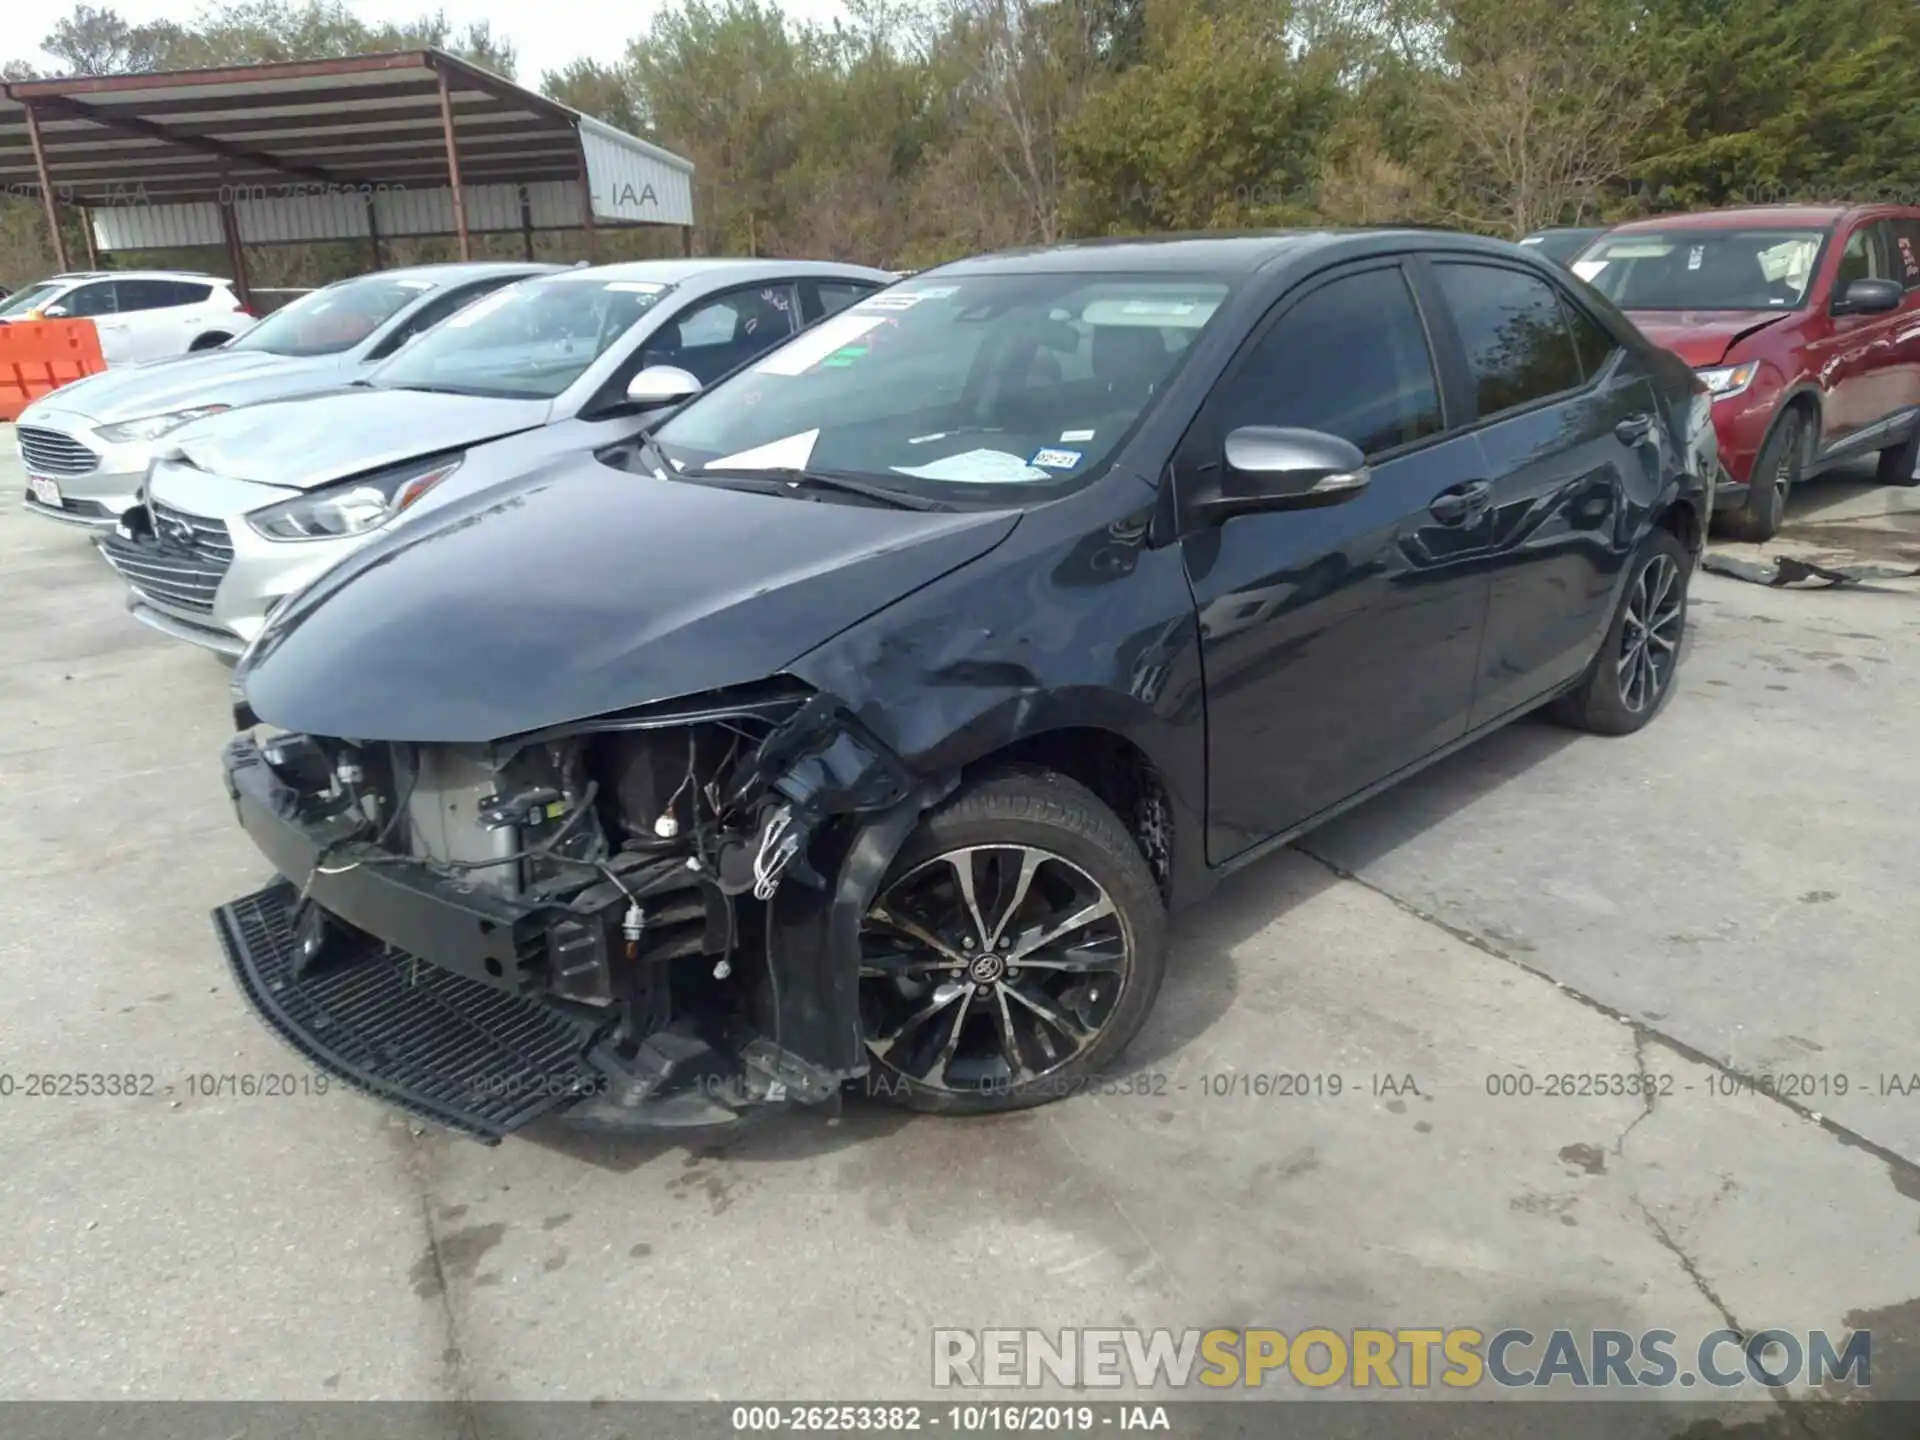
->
[213, 883, 608, 1142]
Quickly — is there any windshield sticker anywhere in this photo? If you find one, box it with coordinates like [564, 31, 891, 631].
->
[1121, 299, 1196, 316]
[904, 284, 959, 299]
[1687, 246, 1705, 270]
[606, 281, 666, 294]
[1030, 447, 1083, 470]
[398, 279, 436, 289]
[855, 292, 925, 312]
[892, 449, 1051, 484]
[908, 431, 952, 445]
[706, 429, 820, 472]
[1571, 260, 1607, 281]
[822, 345, 868, 367]
[753, 313, 888, 375]
[1059, 428, 1095, 443]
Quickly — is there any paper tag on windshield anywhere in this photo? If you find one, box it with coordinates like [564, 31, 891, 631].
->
[707, 429, 819, 471]
[857, 292, 924, 311]
[892, 449, 1050, 484]
[754, 313, 888, 375]
[606, 281, 666, 294]
[1688, 246, 1704, 270]
[1571, 260, 1606, 282]
[1030, 447, 1082, 470]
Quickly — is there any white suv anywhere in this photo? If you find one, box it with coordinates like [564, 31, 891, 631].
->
[0, 271, 255, 364]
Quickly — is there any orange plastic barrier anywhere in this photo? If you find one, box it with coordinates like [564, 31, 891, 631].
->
[0, 318, 105, 421]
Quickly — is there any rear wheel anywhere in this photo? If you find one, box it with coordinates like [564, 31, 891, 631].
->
[1718, 408, 1807, 542]
[1875, 420, 1920, 487]
[1549, 529, 1691, 736]
[857, 770, 1166, 1114]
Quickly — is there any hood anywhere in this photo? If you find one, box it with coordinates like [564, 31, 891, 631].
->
[1626, 309, 1795, 367]
[162, 387, 551, 490]
[236, 457, 1021, 743]
[35, 349, 347, 424]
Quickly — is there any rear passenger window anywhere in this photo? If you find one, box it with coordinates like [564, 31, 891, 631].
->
[1434, 263, 1585, 417]
[814, 282, 873, 318]
[1558, 295, 1619, 381]
[1210, 267, 1442, 458]
[1892, 221, 1920, 290]
[116, 279, 209, 310]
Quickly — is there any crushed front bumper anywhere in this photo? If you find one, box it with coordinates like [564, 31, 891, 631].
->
[214, 883, 607, 1142]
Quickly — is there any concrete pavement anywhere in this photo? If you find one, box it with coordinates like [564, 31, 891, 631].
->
[3, 435, 1919, 1427]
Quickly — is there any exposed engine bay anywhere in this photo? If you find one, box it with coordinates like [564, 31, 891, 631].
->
[218, 685, 936, 1138]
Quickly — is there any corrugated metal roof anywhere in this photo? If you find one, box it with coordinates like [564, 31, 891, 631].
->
[0, 50, 693, 246]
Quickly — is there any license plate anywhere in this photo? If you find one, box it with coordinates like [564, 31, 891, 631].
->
[28, 475, 62, 507]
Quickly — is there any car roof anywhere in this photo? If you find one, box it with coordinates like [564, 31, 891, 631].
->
[49, 269, 235, 283]
[363, 261, 560, 283]
[926, 228, 1570, 277]
[1608, 206, 1854, 233]
[550, 258, 894, 287]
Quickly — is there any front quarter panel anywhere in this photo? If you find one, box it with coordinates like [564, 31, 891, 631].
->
[789, 475, 1212, 905]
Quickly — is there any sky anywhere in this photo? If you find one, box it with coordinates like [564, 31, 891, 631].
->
[28, 0, 851, 87]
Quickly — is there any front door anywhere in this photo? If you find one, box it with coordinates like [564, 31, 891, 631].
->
[1177, 260, 1493, 864]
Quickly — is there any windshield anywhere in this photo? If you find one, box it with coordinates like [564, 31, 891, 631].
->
[370, 274, 671, 399]
[1574, 229, 1827, 310]
[650, 273, 1232, 504]
[0, 282, 67, 319]
[230, 274, 439, 356]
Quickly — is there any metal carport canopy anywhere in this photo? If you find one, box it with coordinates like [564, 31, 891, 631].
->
[0, 51, 694, 274]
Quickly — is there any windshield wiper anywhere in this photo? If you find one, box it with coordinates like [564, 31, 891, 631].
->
[694, 466, 952, 512]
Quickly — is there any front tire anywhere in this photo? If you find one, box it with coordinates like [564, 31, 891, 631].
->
[857, 769, 1167, 1115]
[1875, 420, 1920, 487]
[1718, 408, 1807, 541]
[1549, 529, 1691, 736]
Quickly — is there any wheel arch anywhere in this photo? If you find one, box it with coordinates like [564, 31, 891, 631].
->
[188, 332, 232, 351]
[957, 726, 1180, 903]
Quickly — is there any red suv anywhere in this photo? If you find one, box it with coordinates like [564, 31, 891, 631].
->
[1574, 205, 1920, 539]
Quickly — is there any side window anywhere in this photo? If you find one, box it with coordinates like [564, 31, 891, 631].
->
[1433, 262, 1586, 418]
[1836, 223, 1893, 289]
[1894, 221, 1920, 290]
[1557, 294, 1620, 382]
[645, 284, 799, 385]
[371, 279, 518, 358]
[1209, 266, 1442, 458]
[813, 281, 875, 319]
[114, 280, 175, 311]
[59, 283, 118, 318]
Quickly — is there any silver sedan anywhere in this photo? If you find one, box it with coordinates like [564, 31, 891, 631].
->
[15, 262, 553, 526]
[96, 259, 892, 656]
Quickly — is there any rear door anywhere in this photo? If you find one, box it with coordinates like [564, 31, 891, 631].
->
[113, 279, 207, 359]
[1178, 258, 1493, 862]
[1419, 258, 1651, 727]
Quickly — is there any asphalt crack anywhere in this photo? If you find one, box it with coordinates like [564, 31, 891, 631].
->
[1294, 845, 1920, 1202]
[396, 1126, 481, 1438]
[1634, 1196, 1745, 1337]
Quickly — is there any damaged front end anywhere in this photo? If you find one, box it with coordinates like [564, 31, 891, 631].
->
[215, 683, 937, 1142]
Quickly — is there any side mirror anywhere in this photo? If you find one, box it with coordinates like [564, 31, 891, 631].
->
[1836, 278, 1903, 315]
[1193, 427, 1370, 522]
[626, 364, 702, 408]
[41, 303, 69, 318]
